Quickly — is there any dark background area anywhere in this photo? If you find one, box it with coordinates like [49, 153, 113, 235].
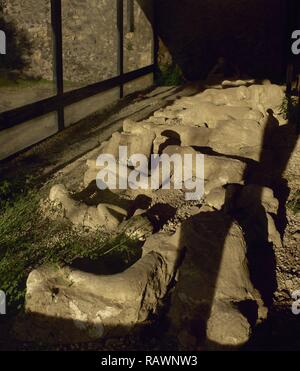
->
[156, 0, 291, 81]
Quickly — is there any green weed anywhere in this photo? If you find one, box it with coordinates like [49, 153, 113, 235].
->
[0, 182, 141, 312]
[156, 64, 184, 86]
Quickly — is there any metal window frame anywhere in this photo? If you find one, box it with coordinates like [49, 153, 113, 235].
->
[0, 0, 156, 132]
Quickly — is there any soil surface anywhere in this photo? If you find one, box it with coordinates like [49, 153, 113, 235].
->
[0, 82, 299, 351]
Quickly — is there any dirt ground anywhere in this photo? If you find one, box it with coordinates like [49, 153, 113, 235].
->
[0, 82, 299, 351]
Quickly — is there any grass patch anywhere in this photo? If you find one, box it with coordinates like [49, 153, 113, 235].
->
[0, 76, 78, 89]
[0, 181, 141, 313]
[0, 176, 36, 210]
[0, 76, 53, 89]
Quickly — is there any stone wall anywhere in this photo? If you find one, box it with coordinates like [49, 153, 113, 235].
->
[61, 0, 118, 85]
[0, 0, 153, 84]
[124, 0, 153, 73]
[1, 0, 53, 80]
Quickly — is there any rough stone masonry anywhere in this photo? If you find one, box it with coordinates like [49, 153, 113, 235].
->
[1, 0, 152, 83]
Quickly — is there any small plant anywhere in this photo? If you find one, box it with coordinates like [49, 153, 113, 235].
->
[156, 64, 184, 86]
[287, 190, 300, 214]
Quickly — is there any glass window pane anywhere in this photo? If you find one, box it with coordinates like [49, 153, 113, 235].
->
[124, 0, 153, 73]
[0, 0, 55, 113]
[64, 88, 120, 128]
[0, 112, 58, 160]
[62, 0, 118, 92]
[124, 73, 153, 96]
